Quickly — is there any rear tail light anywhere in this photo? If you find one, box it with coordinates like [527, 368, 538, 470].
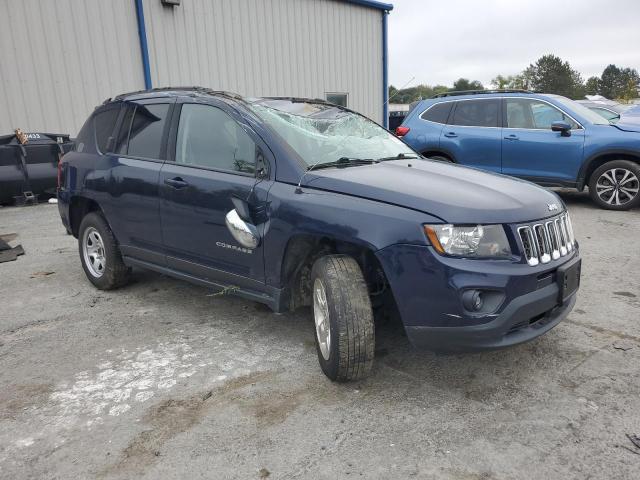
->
[395, 126, 410, 137]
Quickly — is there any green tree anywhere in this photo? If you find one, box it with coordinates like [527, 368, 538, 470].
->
[451, 78, 484, 91]
[491, 75, 510, 89]
[620, 78, 639, 103]
[432, 85, 449, 96]
[585, 76, 601, 95]
[491, 74, 531, 90]
[387, 84, 450, 103]
[600, 64, 640, 99]
[388, 84, 398, 100]
[508, 74, 531, 90]
[524, 54, 584, 98]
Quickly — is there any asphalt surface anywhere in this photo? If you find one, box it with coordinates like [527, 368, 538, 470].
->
[0, 191, 639, 479]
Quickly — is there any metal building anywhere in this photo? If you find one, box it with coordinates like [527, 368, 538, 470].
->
[0, 0, 393, 136]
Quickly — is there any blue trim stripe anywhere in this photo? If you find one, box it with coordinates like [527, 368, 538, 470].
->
[134, 0, 152, 90]
[382, 10, 389, 128]
[345, 0, 393, 11]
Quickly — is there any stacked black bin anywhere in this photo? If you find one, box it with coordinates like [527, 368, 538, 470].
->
[0, 132, 74, 205]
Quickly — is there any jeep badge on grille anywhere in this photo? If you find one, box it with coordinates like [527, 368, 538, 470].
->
[547, 203, 559, 211]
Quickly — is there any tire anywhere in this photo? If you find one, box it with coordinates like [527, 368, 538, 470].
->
[78, 212, 131, 290]
[310, 255, 375, 382]
[588, 160, 640, 210]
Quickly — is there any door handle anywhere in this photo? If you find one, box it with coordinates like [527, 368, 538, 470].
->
[164, 177, 189, 189]
[443, 132, 458, 138]
[504, 134, 519, 140]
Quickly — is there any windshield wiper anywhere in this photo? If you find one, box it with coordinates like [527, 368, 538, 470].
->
[308, 157, 379, 171]
[377, 153, 420, 161]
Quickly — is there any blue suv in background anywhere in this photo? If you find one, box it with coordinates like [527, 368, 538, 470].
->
[397, 90, 640, 210]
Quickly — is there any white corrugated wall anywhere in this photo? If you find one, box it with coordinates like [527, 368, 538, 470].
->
[0, 0, 384, 135]
[0, 0, 145, 135]
[143, 0, 383, 122]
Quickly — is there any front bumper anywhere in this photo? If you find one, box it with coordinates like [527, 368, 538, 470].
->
[405, 283, 576, 351]
[376, 244, 580, 352]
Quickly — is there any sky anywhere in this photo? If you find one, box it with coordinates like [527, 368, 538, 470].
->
[387, 0, 640, 89]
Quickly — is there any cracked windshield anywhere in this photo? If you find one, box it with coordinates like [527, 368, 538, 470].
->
[250, 99, 415, 167]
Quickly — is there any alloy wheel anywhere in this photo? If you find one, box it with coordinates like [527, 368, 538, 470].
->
[595, 168, 639, 206]
[82, 227, 106, 278]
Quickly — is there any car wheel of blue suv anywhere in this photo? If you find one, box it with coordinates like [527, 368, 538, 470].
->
[588, 160, 640, 210]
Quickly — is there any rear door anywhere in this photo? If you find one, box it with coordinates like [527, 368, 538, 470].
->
[501, 98, 585, 183]
[439, 98, 502, 172]
[159, 99, 271, 288]
[99, 100, 173, 265]
[403, 101, 452, 153]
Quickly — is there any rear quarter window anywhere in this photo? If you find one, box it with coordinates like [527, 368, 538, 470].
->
[94, 106, 121, 154]
[420, 102, 452, 124]
[74, 117, 95, 154]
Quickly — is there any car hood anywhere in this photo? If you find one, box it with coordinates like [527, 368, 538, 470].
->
[613, 120, 640, 133]
[304, 159, 563, 224]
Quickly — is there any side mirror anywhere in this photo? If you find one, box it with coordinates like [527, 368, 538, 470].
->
[225, 209, 260, 249]
[551, 121, 572, 137]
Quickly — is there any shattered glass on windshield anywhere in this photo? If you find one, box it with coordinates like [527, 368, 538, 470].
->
[250, 100, 414, 167]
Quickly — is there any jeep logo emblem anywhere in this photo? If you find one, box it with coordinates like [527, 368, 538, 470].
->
[547, 203, 559, 211]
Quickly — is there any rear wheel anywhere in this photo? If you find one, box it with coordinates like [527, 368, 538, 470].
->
[310, 255, 375, 381]
[78, 212, 131, 290]
[588, 160, 640, 210]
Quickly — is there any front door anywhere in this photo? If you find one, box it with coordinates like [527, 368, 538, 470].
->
[501, 98, 585, 183]
[439, 98, 502, 172]
[159, 100, 270, 289]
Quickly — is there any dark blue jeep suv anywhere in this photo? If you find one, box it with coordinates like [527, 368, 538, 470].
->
[397, 90, 640, 210]
[58, 88, 581, 381]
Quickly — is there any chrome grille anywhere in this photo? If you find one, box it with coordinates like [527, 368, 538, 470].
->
[518, 213, 575, 266]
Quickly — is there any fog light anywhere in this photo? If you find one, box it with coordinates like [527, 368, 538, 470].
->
[462, 290, 483, 312]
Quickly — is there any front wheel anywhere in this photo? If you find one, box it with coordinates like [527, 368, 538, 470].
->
[311, 255, 375, 381]
[588, 160, 640, 210]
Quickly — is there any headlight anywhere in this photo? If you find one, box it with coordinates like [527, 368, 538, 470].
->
[424, 224, 512, 258]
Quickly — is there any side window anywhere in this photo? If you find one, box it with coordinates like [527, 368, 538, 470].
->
[450, 99, 499, 127]
[506, 99, 534, 129]
[75, 117, 94, 153]
[115, 105, 135, 154]
[506, 99, 577, 130]
[420, 102, 452, 124]
[530, 101, 577, 129]
[175, 104, 256, 175]
[94, 106, 121, 154]
[592, 107, 618, 122]
[125, 103, 170, 159]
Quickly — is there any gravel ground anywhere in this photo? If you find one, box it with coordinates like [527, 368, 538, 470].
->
[0, 191, 639, 480]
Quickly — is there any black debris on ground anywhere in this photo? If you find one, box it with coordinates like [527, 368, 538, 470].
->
[0, 234, 25, 263]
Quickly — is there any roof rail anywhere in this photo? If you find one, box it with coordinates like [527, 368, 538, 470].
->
[432, 89, 532, 98]
[109, 86, 244, 103]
